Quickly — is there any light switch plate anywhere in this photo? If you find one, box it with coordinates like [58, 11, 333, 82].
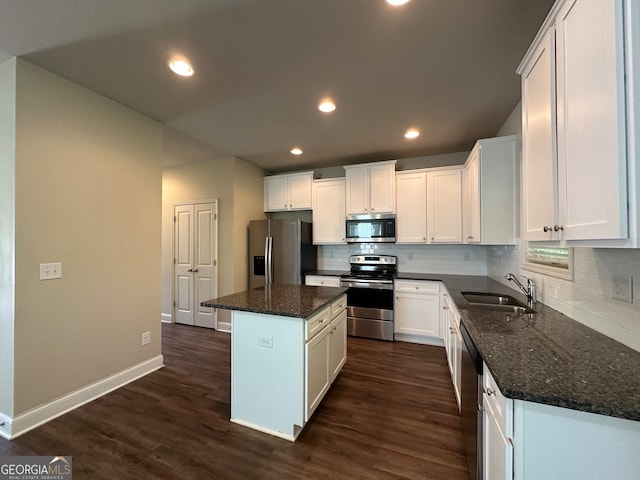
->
[40, 262, 62, 280]
[612, 274, 633, 303]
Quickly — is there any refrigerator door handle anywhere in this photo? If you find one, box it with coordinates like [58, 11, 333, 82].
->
[265, 236, 273, 285]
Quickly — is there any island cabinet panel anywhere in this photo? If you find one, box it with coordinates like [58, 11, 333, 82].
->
[229, 292, 347, 441]
[231, 311, 305, 440]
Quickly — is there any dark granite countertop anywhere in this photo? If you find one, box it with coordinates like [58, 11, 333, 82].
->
[201, 284, 347, 319]
[397, 273, 640, 422]
[305, 270, 349, 277]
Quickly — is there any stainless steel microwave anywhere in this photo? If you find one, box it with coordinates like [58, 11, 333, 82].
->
[345, 214, 396, 243]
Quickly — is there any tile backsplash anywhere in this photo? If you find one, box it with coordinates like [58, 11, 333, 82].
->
[318, 243, 488, 276]
[487, 243, 640, 351]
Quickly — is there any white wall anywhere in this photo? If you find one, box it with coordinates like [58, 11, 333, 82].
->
[4, 59, 163, 427]
[488, 102, 640, 351]
[0, 57, 17, 419]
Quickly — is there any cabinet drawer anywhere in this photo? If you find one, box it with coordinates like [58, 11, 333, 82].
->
[483, 365, 513, 438]
[305, 275, 342, 287]
[330, 294, 347, 318]
[305, 306, 331, 341]
[395, 280, 440, 294]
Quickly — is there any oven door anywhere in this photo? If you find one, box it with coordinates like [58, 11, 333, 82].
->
[340, 278, 394, 340]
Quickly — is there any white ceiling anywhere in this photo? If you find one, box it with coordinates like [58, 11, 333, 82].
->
[0, 0, 554, 173]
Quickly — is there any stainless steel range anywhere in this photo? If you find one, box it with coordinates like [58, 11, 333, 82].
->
[340, 255, 396, 341]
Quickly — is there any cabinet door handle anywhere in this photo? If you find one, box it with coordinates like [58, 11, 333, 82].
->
[193, 268, 199, 273]
[443, 306, 448, 310]
[486, 387, 495, 397]
[553, 225, 564, 232]
[543, 226, 551, 232]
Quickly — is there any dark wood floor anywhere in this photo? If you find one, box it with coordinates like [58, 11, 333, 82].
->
[0, 323, 469, 479]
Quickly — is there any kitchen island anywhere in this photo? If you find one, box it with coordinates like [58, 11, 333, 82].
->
[201, 284, 347, 441]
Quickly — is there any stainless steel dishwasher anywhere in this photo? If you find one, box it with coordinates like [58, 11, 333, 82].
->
[460, 320, 483, 480]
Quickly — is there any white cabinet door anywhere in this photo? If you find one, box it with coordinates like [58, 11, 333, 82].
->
[329, 310, 347, 381]
[428, 168, 462, 243]
[396, 172, 427, 243]
[288, 173, 313, 210]
[312, 179, 346, 244]
[462, 149, 481, 244]
[556, 0, 628, 240]
[264, 172, 313, 212]
[264, 176, 289, 212]
[345, 167, 369, 214]
[369, 163, 396, 214]
[483, 401, 513, 480]
[394, 281, 440, 339]
[345, 161, 396, 215]
[521, 28, 558, 241]
[305, 324, 331, 421]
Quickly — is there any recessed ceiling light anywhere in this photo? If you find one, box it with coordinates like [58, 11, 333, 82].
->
[168, 59, 194, 77]
[404, 128, 420, 139]
[290, 148, 303, 155]
[386, 0, 411, 6]
[318, 100, 336, 113]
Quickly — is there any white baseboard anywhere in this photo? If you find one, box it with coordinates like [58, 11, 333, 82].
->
[216, 321, 231, 333]
[161, 313, 172, 323]
[0, 355, 164, 440]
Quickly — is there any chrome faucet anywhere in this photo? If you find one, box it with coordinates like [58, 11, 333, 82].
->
[505, 273, 536, 306]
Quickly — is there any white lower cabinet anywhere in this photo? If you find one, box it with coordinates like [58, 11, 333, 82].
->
[393, 280, 441, 344]
[480, 362, 640, 480]
[484, 407, 513, 480]
[328, 310, 347, 381]
[443, 289, 461, 409]
[483, 366, 513, 480]
[305, 295, 347, 421]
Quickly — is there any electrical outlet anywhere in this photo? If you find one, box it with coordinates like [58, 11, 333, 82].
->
[258, 336, 273, 348]
[463, 251, 471, 261]
[612, 275, 633, 303]
[40, 262, 62, 280]
[407, 252, 414, 261]
[142, 331, 151, 345]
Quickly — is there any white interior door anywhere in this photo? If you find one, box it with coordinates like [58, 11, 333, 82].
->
[173, 201, 218, 328]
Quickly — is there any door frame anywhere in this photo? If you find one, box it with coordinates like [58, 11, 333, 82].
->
[172, 199, 219, 328]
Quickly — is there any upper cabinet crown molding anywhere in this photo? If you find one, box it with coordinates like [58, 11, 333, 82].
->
[344, 160, 396, 215]
[264, 171, 313, 212]
[462, 136, 519, 245]
[518, 0, 640, 247]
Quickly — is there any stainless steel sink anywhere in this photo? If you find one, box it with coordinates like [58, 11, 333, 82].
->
[461, 291, 536, 314]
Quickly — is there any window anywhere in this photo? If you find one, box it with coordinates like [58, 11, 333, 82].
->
[522, 244, 573, 280]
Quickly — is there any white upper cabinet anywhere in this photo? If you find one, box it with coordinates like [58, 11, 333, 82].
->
[344, 160, 396, 215]
[312, 178, 346, 244]
[462, 136, 519, 245]
[556, 0, 627, 241]
[428, 169, 463, 243]
[396, 167, 462, 244]
[264, 171, 313, 212]
[396, 171, 428, 243]
[518, 0, 640, 246]
[520, 28, 558, 241]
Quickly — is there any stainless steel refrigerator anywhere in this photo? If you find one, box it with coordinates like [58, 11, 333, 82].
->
[248, 219, 317, 288]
